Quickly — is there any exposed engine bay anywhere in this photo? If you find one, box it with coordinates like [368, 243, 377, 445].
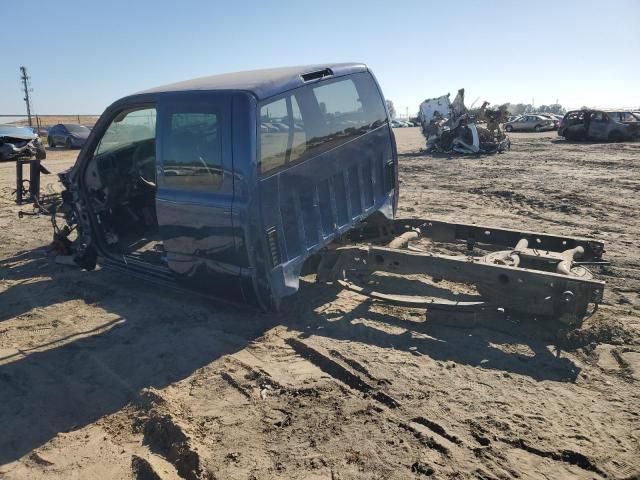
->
[418, 88, 510, 154]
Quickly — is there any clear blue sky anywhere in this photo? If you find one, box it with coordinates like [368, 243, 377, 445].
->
[2, 0, 638, 116]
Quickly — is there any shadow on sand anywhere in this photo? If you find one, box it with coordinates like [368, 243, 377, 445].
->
[0, 248, 273, 464]
[0, 247, 580, 464]
[285, 279, 580, 384]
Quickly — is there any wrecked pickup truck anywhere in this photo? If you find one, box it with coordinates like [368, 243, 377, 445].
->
[53, 64, 606, 325]
[56, 64, 398, 309]
[418, 89, 510, 154]
[0, 124, 46, 161]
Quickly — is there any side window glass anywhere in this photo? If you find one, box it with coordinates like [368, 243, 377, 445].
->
[314, 79, 363, 136]
[258, 73, 387, 176]
[307, 74, 387, 155]
[290, 96, 307, 161]
[95, 108, 156, 156]
[163, 110, 222, 191]
[260, 98, 289, 174]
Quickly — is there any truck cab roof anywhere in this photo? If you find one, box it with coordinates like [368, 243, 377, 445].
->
[139, 63, 368, 100]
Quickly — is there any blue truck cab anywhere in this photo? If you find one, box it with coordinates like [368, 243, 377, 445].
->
[59, 63, 398, 309]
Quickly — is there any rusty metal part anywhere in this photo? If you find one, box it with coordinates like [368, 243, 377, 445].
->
[345, 217, 605, 262]
[387, 231, 419, 249]
[320, 217, 606, 326]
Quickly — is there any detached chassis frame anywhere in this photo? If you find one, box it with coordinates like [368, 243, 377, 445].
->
[317, 218, 606, 325]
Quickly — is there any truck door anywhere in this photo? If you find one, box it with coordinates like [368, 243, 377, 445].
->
[155, 94, 242, 299]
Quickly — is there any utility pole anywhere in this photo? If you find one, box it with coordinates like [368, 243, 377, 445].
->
[20, 66, 33, 127]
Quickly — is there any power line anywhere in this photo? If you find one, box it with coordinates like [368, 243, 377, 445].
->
[20, 66, 34, 127]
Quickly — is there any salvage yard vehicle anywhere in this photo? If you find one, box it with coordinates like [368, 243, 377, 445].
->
[558, 109, 640, 141]
[504, 114, 555, 132]
[48, 123, 91, 148]
[52, 63, 606, 326]
[0, 124, 46, 161]
[418, 89, 510, 154]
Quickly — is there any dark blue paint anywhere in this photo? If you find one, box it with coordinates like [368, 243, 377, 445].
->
[70, 63, 398, 310]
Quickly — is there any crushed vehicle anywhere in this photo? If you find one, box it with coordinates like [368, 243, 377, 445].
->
[0, 124, 46, 161]
[417, 89, 510, 154]
[504, 114, 556, 132]
[49, 64, 606, 326]
[558, 109, 640, 141]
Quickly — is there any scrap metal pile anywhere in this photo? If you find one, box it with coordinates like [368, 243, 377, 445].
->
[418, 88, 510, 154]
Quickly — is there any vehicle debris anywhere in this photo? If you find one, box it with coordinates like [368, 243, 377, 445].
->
[1, 124, 49, 204]
[417, 89, 510, 154]
[0, 124, 46, 162]
[38, 64, 605, 327]
[319, 215, 606, 326]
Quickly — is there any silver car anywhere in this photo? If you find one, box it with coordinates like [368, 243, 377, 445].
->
[504, 115, 555, 132]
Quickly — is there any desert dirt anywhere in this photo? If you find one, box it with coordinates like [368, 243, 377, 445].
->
[1, 130, 639, 479]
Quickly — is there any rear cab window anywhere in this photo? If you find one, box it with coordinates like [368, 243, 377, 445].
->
[259, 72, 387, 176]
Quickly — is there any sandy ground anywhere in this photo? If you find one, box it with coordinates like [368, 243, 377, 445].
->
[1, 131, 639, 479]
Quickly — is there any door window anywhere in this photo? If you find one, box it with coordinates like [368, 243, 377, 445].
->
[162, 109, 223, 191]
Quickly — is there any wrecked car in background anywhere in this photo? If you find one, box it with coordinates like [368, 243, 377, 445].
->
[417, 89, 510, 154]
[558, 109, 640, 141]
[0, 124, 46, 161]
